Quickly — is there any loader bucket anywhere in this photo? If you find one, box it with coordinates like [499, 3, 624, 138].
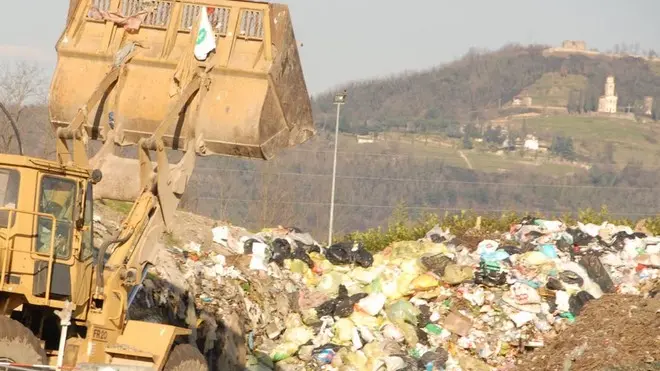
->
[50, 0, 315, 160]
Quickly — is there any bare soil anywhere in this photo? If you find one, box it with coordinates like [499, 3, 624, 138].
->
[517, 295, 660, 371]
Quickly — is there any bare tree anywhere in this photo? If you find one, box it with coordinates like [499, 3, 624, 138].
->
[0, 61, 47, 155]
[248, 162, 297, 229]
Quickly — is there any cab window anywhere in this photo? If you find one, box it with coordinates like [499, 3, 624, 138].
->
[0, 168, 20, 228]
[36, 176, 76, 260]
[81, 182, 95, 261]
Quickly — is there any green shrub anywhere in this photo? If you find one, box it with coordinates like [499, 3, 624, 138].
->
[338, 204, 658, 252]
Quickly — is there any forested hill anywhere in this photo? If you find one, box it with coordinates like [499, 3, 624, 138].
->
[311, 44, 660, 134]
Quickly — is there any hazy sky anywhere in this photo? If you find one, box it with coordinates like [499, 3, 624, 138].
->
[1, 1, 659, 95]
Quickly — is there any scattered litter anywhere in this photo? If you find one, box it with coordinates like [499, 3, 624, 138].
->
[110, 214, 659, 371]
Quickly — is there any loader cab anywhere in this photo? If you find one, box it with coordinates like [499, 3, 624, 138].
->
[0, 155, 96, 313]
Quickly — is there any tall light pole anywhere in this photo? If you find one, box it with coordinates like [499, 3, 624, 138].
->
[328, 90, 347, 246]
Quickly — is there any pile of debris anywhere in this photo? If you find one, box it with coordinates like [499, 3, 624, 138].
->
[94, 208, 659, 371]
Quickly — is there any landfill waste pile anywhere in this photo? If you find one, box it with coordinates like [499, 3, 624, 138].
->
[516, 294, 660, 371]
[93, 203, 659, 371]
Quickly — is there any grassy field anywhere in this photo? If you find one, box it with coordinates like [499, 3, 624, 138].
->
[524, 73, 587, 107]
[339, 113, 660, 175]
[329, 132, 583, 176]
[650, 61, 660, 76]
[507, 114, 660, 167]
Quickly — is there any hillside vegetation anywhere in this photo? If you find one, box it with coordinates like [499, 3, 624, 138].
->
[312, 44, 660, 134]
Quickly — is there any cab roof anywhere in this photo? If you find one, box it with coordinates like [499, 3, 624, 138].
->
[0, 154, 90, 179]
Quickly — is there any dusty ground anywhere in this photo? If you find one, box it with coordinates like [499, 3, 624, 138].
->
[517, 295, 660, 371]
[94, 199, 219, 247]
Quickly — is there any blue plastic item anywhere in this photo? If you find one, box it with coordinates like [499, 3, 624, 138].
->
[539, 244, 558, 259]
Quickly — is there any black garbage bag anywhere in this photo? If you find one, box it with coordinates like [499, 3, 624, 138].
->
[316, 299, 337, 317]
[474, 261, 507, 287]
[243, 238, 264, 255]
[315, 285, 366, 318]
[525, 230, 544, 240]
[559, 270, 584, 287]
[579, 255, 615, 293]
[296, 242, 321, 254]
[415, 327, 429, 346]
[353, 247, 374, 268]
[418, 350, 449, 369]
[292, 247, 314, 268]
[325, 242, 374, 268]
[520, 216, 538, 225]
[325, 243, 352, 264]
[428, 233, 446, 244]
[335, 293, 368, 318]
[420, 254, 453, 276]
[569, 291, 595, 316]
[606, 231, 647, 251]
[270, 238, 292, 266]
[498, 245, 522, 255]
[547, 300, 558, 313]
[556, 237, 573, 253]
[567, 228, 594, 246]
[546, 277, 564, 291]
[416, 305, 432, 327]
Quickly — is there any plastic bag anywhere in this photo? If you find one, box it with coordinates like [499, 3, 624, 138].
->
[382, 324, 405, 342]
[282, 326, 314, 346]
[417, 350, 449, 370]
[270, 238, 292, 267]
[519, 251, 553, 266]
[270, 342, 300, 362]
[352, 267, 380, 284]
[420, 254, 453, 275]
[325, 242, 374, 267]
[355, 293, 387, 316]
[316, 285, 367, 318]
[350, 311, 382, 331]
[579, 255, 615, 293]
[480, 250, 510, 262]
[442, 264, 474, 285]
[333, 318, 356, 344]
[476, 240, 499, 255]
[316, 271, 343, 296]
[539, 244, 558, 259]
[249, 242, 269, 271]
[410, 273, 440, 291]
[386, 300, 421, 326]
[398, 322, 419, 346]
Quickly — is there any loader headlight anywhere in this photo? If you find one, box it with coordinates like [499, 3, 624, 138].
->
[91, 169, 103, 184]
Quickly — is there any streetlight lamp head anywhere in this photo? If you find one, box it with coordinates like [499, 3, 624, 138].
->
[334, 90, 348, 104]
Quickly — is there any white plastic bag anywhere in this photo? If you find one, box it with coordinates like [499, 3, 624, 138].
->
[249, 242, 269, 271]
[356, 293, 387, 316]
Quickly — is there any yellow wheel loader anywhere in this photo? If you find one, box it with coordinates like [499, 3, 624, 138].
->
[0, 0, 314, 369]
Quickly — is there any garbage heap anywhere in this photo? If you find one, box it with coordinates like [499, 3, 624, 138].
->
[120, 217, 659, 371]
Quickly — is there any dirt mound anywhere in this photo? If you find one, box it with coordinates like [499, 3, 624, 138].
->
[517, 295, 660, 371]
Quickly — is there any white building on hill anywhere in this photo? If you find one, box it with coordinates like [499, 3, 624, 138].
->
[598, 76, 618, 113]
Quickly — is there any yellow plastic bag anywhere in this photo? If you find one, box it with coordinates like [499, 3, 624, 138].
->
[282, 326, 314, 347]
[333, 318, 356, 345]
[350, 311, 383, 331]
[410, 273, 440, 291]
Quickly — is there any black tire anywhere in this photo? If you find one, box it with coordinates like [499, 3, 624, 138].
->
[0, 316, 47, 364]
[164, 343, 208, 371]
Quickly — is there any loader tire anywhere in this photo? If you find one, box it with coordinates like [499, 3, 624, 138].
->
[0, 316, 47, 364]
[164, 343, 208, 371]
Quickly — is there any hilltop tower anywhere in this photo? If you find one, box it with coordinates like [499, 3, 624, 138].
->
[598, 76, 618, 113]
[644, 96, 654, 115]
